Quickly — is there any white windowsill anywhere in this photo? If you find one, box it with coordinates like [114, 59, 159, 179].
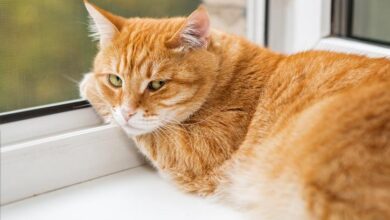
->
[1, 165, 242, 220]
[1, 124, 145, 205]
[316, 37, 390, 58]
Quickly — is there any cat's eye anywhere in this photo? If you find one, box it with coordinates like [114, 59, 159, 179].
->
[147, 80, 166, 92]
[108, 74, 122, 88]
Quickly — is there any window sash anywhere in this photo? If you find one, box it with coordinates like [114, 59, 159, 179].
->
[267, 0, 332, 53]
[0, 100, 90, 124]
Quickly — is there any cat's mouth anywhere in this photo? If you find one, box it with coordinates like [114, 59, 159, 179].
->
[129, 120, 160, 131]
[113, 120, 160, 136]
[112, 115, 160, 136]
[110, 108, 166, 136]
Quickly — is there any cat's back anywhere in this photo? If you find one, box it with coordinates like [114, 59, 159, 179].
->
[234, 51, 390, 219]
[258, 50, 390, 136]
[271, 50, 390, 96]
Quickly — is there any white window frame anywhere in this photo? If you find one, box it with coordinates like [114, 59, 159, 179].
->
[1, 100, 100, 146]
[316, 37, 390, 58]
[246, 0, 267, 46]
[268, 0, 332, 53]
[267, 0, 390, 57]
[0, 102, 145, 204]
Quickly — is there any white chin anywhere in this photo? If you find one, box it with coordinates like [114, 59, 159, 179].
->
[120, 124, 154, 137]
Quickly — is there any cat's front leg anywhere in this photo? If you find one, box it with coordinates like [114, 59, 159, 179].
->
[133, 121, 239, 195]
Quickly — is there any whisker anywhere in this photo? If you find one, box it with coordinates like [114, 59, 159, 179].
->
[62, 74, 80, 85]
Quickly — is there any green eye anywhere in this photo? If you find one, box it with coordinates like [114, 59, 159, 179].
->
[148, 80, 166, 91]
[108, 74, 122, 88]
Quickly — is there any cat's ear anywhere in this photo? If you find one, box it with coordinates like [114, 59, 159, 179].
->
[84, 0, 126, 48]
[165, 5, 210, 51]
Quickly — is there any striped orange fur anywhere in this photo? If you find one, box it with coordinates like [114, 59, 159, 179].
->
[81, 2, 390, 219]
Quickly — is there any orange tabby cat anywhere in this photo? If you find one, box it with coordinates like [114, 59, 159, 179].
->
[80, 1, 390, 219]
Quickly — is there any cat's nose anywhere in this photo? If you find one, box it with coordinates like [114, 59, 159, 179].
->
[121, 107, 136, 121]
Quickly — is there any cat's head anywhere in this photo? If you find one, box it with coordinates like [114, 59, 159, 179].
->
[80, 1, 218, 136]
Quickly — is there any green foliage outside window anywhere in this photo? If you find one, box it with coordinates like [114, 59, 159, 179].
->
[0, 0, 199, 112]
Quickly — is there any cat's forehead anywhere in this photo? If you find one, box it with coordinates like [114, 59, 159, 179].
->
[104, 48, 166, 78]
[120, 18, 185, 47]
[97, 18, 184, 76]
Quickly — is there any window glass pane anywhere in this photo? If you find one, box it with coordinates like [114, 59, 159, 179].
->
[0, 0, 200, 113]
[351, 0, 390, 44]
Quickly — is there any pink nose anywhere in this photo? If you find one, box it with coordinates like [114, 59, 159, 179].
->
[121, 108, 137, 121]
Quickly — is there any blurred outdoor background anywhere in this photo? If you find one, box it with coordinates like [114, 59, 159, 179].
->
[0, 0, 201, 112]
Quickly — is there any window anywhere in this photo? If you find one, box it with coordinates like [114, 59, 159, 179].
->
[0, 0, 200, 113]
[332, 0, 390, 46]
